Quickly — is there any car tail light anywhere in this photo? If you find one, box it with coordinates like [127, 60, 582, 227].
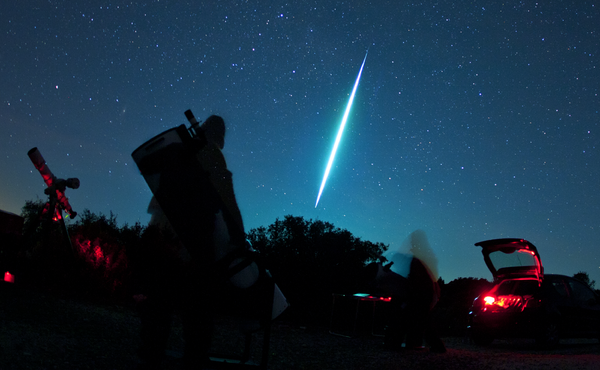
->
[482, 294, 524, 312]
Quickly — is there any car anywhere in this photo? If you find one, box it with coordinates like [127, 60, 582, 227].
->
[467, 238, 600, 346]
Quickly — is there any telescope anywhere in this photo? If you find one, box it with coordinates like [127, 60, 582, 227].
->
[132, 110, 287, 320]
[28, 147, 79, 220]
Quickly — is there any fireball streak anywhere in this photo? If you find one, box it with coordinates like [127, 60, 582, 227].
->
[315, 51, 368, 208]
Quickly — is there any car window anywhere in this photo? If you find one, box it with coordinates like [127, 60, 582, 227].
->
[568, 279, 596, 302]
[550, 279, 569, 297]
[489, 250, 538, 269]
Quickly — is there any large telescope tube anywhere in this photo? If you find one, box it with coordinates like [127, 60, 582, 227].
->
[132, 112, 287, 320]
[28, 147, 79, 219]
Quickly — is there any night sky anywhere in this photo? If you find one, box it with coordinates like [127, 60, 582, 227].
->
[1, 1, 599, 284]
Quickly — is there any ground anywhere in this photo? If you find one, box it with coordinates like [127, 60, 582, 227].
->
[1, 281, 599, 370]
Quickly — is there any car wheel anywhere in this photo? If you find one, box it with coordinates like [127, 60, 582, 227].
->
[535, 318, 560, 347]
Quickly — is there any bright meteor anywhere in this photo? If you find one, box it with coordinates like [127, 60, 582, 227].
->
[315, 50, 368, 208]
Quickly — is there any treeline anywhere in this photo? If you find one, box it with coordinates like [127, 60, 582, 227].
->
[14, 200, 144, 302]
[7, 201, 389, 317]
[4, 200, 597, 333]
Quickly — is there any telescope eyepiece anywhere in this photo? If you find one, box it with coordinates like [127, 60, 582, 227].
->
[66, 178, 80, 189]
[184, 109, 199, 125]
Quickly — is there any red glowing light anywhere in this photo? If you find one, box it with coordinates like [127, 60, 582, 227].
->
[4, 271, 15, 283]
[94, 245, 104, 260]
[77, 239, 91, 253]
[352, 293, 392, 302]
[482, 294, 523, 311]
[483, 296, 495, 305]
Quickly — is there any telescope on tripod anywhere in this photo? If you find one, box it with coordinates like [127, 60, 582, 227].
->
[28, 147, 80, 252]
[28, 147, 79, 221]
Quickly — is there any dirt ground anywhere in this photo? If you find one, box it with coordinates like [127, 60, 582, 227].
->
[1, 281, 599, 370]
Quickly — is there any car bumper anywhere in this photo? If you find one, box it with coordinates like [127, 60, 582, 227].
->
[468, 309, 541, 338]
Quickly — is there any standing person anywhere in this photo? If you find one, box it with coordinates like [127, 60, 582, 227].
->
[196, 115, 246, 251]
[382, 230, 446, 353]
[401, 256, 445, 352]
[133, 115, 247, 369]
[133, 198, 198, 370]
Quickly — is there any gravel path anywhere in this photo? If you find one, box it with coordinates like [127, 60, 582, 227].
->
[1, 282, 599, 370]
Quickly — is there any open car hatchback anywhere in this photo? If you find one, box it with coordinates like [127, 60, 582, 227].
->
[468, 238, 600, 346]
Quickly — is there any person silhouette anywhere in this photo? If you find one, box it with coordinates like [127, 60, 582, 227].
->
[379, 230, 446, 353]
[134, 115, 248, 369]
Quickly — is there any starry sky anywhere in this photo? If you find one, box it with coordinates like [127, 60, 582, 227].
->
[1, 1, 599, 284]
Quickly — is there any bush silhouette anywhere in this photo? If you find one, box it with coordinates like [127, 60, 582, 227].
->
[247, 215, 388, 324]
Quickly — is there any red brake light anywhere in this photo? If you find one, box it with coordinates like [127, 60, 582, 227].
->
[482, 294, 523, 312]
[4, 271, 15, 283]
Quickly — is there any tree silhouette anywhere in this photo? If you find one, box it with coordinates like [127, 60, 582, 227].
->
[573, 271, 596, 290]
[18, 200, 143, 301]
[19, 199, 74, 289]
[68, 209, 138, 300]
[247, 215, 388, 323]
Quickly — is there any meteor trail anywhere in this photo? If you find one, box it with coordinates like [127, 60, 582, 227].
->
[315, 50, 368, 208]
